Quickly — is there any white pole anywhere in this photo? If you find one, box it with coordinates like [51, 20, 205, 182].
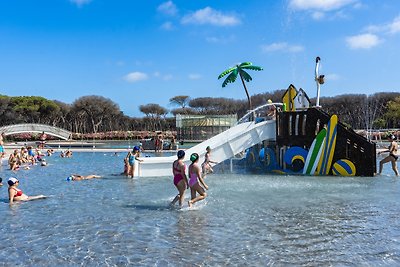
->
[315, 56, 321, 107]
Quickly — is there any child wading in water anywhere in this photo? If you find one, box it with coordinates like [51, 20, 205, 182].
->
[126, 146, 143, 178]
[202, 146, 217, 178]
[188, 153, 208, 208]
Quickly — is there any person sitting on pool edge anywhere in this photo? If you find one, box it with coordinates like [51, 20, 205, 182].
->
[66, 174, 102, 181]
[8, 177, 46, 204]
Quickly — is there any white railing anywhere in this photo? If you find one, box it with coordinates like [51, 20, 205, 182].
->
[237, 102, 283, 124]
[0, 123, 71, 140]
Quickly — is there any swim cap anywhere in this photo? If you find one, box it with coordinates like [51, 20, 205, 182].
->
[206, 146, 211, 151]
[190, 153, 199, 162]
[66, 176, 73, 181]
[7, 177, 18, 186]
[267, 99, 273, 104]
[390, 135, 396, 140]
[177, 150, 185, 159]
[133, 146, 140, 151]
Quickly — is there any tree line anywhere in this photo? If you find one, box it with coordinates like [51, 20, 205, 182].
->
[0, 90, 399, 135]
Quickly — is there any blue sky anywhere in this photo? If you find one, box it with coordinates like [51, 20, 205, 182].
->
[0, 0, 399, 117]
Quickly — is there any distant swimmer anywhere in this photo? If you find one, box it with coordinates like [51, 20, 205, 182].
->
[170, 150, 188, 208]
[188, 153, 208, 208]
[66, 174, 102, 181]
[378, 135, 398, 176]
[8, 177, 46, 204]
[202, 146, 217, 178]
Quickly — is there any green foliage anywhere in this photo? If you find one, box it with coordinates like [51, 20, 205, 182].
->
[385, 96, 400, 124]
[169, 95, 190, 108]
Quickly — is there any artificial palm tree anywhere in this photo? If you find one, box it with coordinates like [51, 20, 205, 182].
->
[218, 62, 263, 112]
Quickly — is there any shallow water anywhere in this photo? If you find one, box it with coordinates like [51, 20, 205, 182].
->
[0, 152, 400, 266]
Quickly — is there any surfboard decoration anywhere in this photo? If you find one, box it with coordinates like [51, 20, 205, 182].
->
[317, 115, 338, 175]
[294, 88, 311, 110]
[282, 84, 298, 111]
[303, 128, 327, 175]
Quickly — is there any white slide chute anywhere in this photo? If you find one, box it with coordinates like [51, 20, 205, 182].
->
[136, 120, 276, 177]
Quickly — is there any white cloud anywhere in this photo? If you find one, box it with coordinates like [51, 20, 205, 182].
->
[261, 42, 304, 53]
[162, 74, 173, 81]
[206, 35, 236, 44]
[160, 21, 174, 31]
[312, 11, 325, 20]
[70, 0, 91, 7]
[181, 7, 240, 26]
[388, 16, 400, 34]
[157, 1, 178, 16]
[153, 72, 173, 81]
[124, 72, 148, 83]
[188, 74, 202, 80]
[289, 0, 356, 11]
[346, 33, 382, 49]
[366, 15, 400, 35]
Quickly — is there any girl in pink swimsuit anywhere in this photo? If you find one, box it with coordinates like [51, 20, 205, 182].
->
[170, 150, 188, 207]
[188, 153, 208, 208]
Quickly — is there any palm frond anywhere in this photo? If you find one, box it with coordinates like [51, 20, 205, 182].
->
[239, 69, 253, 82]
[222, 69, 238, 87]
[218, 67, 237, 79]
[239, 62, 252, 67]
[242, 65, 263, 71]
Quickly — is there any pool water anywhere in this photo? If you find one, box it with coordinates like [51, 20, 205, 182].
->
[0, 152, 400, 266]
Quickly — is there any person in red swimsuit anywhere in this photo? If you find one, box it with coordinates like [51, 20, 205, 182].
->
[7, 177, 46, 204]
[170, 150, 188, 207]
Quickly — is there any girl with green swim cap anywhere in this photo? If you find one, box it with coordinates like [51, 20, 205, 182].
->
[188, 153, 208, 208]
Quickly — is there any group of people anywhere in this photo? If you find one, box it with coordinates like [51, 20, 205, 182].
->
[170, 146, 216, 208]
[7, 146, 49, 170]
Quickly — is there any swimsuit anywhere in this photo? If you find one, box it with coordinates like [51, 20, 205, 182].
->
[128, 154, 135, 166]
[390, 154, 398, 161]
[13, 188, 23, 197]
[189, 172, 199, 188]
[173, 162, 186, 186]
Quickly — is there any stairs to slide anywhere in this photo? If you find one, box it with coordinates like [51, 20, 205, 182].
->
[136, 120, 276, 177]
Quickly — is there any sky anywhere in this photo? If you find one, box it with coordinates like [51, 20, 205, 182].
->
[0, 0, 400, 117]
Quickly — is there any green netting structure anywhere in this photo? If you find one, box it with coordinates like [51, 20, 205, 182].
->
[176, 114, 237, 141]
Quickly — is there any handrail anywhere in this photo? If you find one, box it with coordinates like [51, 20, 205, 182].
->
[237, 102, 283, 124]
[0, 123, 71, 140]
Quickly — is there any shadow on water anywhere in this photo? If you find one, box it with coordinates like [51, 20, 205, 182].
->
[0, 198, 9, 204]
[123, 204, 173, 211]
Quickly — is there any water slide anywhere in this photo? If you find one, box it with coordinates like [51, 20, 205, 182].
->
[136, 120, 276, 177]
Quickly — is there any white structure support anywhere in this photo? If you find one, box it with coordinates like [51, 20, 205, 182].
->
[315, 56, 321, 107]
[136, 120, 276, 177]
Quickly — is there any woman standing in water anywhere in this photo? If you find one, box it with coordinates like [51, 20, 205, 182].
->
[170, 150, 188, 207]
[378, 134, 399, 176]
[8, 177, 46, 204]
[188, 153, 208, 208]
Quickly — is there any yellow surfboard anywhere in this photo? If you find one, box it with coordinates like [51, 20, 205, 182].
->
[282, 84, 297, 111]
[316, 115, 338, 175]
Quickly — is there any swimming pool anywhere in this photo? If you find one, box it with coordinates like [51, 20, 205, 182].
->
[0, 152, 399, 266]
